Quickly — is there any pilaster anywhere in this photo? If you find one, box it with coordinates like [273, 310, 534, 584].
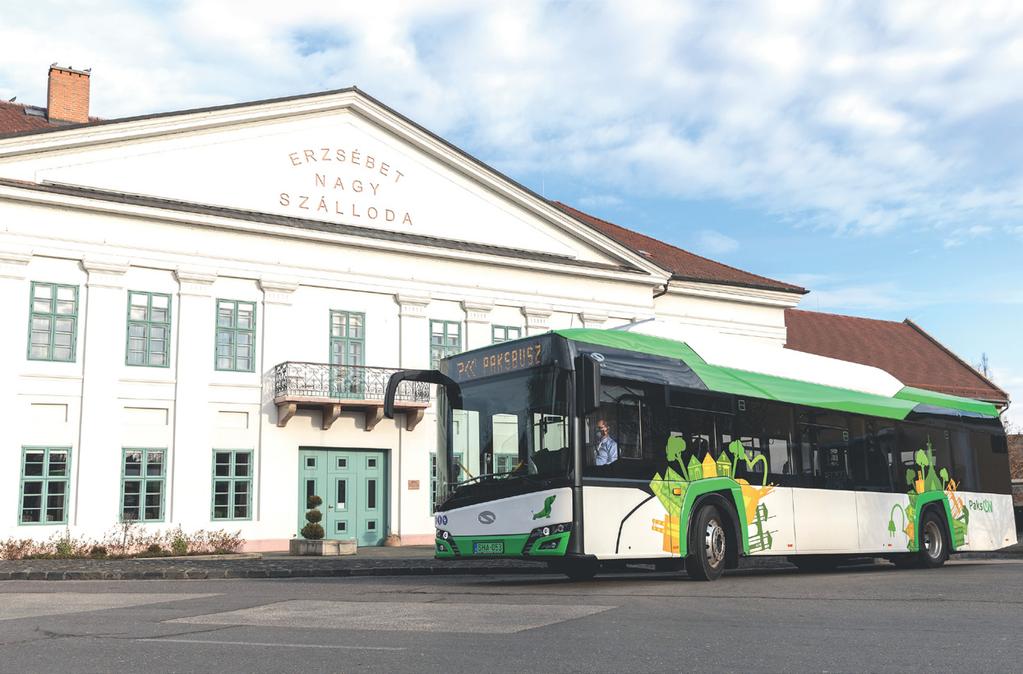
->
[169, 266, 217, 524]
[395, 293, 431, 368]
[75, 257, 130, 527]
[522, 305, 552, 336]
[462, 299, 494, 350]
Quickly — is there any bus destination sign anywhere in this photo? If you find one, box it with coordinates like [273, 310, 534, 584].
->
[449, 341, 548, 382]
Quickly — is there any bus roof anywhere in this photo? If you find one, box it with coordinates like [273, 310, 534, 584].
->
[553, 327, 1000, 421]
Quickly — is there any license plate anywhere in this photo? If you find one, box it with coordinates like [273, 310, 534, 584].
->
[473, 541, 504, 555]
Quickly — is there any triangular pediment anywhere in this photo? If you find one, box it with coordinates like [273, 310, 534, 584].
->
[0, 90, 665, 277]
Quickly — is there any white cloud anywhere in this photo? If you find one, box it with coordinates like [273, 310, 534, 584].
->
[2, 1, 1023, 239]
[694, 230, 740, 255]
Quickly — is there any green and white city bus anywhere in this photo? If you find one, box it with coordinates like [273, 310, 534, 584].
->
[384, 327, 1016, 581]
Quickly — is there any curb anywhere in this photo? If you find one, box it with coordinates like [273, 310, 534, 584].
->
[0, 552, 1018, 582]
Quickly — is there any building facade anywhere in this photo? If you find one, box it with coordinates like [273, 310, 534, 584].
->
[0, 85, 809, 549]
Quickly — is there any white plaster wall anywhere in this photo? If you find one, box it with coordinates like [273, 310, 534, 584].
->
[0, 99, 806, 547]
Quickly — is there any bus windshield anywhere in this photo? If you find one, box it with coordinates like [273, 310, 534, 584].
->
[435, 366, 571, 509]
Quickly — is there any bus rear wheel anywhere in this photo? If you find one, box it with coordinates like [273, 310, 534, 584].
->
[889, 510, 949, 569]
[685, 505, 728, 581]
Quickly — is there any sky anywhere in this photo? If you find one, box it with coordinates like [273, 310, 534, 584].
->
[1, 1, 1021, 422]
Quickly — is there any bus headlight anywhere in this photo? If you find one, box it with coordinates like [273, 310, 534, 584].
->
[524, 522, 572, 555]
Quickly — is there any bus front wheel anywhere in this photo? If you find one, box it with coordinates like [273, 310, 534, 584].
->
[918, 510, 949, 568]
[685, 504, 728, 581]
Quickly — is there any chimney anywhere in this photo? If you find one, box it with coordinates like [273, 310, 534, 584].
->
[47, 64, 91, 124]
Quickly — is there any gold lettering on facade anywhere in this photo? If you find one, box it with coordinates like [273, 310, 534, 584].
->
[281, 147, 414, 226]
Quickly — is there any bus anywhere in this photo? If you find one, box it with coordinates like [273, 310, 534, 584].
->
[383, 327, 1016, 581]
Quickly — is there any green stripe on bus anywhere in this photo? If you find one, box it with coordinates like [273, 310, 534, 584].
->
[554, 329, 997, 421]
[894, 386, 999, 418]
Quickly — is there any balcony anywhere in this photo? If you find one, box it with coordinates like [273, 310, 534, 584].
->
[272, 362, 431, 431]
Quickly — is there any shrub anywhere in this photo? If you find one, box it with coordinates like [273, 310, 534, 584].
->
[89, 545, 108, 559]
[302, 494, 325, 540]
[146, 543, 164, 555]
[170, 527, 189, 556]
[301, 522, 325, 540]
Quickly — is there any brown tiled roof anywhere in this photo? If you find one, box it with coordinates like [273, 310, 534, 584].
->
[0, 100, 101, 136]
[0, 101, 59, 134]
[552, 201, 807, 294]
[785, 308, 1009, 405]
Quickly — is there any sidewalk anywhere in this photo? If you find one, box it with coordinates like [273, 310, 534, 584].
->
[1, 542, 1019, 581]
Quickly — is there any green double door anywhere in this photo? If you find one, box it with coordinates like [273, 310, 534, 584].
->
[299, 448, 386, 546]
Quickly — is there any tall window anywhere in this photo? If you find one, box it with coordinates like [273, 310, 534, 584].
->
[430, 320, 462, 368]
[19, 447, 71, 524]
[126, 291, 171, 367]
[121, 448, 166, 522]
[492, 325, 522, 344]
[216, 300, 256, 372]
[329, 311, 365, 366]
[212, 450, 253, 520]
[330, 311, 365, 397]
[28, 282, 78, 362]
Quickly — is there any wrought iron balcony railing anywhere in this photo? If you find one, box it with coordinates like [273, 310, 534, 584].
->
[271, 362, 430, 431]
[272, 361, 431, 403]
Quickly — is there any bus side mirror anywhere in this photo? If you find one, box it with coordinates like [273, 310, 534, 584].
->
[384, 369, 462, 418]
[576, 354, 601, 414]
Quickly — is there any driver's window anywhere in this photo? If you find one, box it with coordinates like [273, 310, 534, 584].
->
[583, 379, 652, 478]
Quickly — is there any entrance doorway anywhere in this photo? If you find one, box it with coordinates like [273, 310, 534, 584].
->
[298, 448, 387, 547]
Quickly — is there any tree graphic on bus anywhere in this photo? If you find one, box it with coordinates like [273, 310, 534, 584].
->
[650, 437, 776, 555]
[887, 439, 968, 551]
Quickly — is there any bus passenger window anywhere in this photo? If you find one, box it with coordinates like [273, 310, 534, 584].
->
[731, 399, 796, 486]
[799, 412, 852, 489]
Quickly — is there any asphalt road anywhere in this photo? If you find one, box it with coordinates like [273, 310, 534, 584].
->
[1, 560, 1021, 673]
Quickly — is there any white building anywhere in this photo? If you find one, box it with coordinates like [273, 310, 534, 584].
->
[0, 72, 809, 549]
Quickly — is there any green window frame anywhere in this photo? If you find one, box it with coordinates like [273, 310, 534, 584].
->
[19, 446, 71, 525]
[492, 325, 522, 344]
[211, 450, 253, 520]
[120, 448, 166, 522]
[430, 319, 462, 369]
[329, 310, 365, 366]
[126, 291, 172, 367]
[27, 282, 78, 362]
[215, 299, 257, 372]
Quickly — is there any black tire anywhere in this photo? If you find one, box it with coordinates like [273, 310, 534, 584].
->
[685, 504, 728, 581]
[889, 510, 950, 569]
[917, 509, 949, 569]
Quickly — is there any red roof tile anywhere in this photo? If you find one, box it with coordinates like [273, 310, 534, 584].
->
[785, 308, 1008, 405]
[552, 201, 806, 294]
[0, 100, 101, 136]
[0, 101, 61, 135]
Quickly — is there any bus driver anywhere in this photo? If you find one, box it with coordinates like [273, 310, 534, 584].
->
[595, 419, 619, 466]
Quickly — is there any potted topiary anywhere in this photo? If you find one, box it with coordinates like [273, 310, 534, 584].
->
[290, 495, 355, 555]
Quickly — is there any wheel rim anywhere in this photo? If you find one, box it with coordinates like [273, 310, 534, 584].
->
[923, 520, 943, 560]
[704, 517, 726, 567]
